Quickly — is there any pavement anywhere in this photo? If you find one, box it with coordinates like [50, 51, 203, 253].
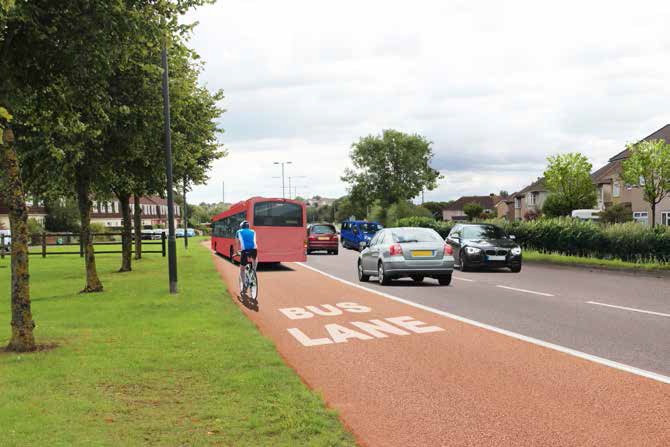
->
[208, 244, 670, 446]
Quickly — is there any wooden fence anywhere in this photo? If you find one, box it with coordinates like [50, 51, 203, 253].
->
[0, 232, 166, 259]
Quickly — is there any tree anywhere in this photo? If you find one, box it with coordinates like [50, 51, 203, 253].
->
[45, 198, 80, 233]
[333, 196, 367, 222]
[463, 202, 483, 221]
[342, 129, 442, 207]
[542, 194, 572, 217]
[599, 203, 633, 224]
[543, 153, 597, 213]
[422, 201, 451, 220]
[499, 190, 509, 197]
[621, 139, 670, 227]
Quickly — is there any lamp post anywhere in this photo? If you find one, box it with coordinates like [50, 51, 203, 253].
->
[161, 32, 178, 294]
[273, 161, 292, 198]
[183, 175, 188, 250]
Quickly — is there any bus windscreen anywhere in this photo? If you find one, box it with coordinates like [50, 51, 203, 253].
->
[254, 202, 303, 227]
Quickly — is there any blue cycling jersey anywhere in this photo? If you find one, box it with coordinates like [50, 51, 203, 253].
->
[236, 228, 257, 250]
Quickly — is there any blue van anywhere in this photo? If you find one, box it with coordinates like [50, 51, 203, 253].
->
[340, 220, 383, 250]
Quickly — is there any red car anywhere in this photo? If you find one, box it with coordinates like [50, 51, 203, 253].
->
[306, 223, 339, 255]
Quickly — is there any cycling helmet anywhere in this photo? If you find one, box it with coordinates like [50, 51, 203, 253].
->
[240, 220, 250, 229]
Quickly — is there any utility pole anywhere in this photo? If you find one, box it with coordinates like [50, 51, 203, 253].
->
[161, 34, 178, 294]
[288, 176, 306, 201]
[273, 161, 292, 198]
[183, 176, 188, 250]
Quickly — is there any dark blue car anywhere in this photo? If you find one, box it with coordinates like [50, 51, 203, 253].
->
[340, 220, 383, 251]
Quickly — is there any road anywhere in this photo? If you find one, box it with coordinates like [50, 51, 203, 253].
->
[208, 244, 670, 446]
[306, 247, 670, 376]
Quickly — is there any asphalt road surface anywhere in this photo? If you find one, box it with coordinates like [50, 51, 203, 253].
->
[209, 245, 669, 447]
[306, 247, 670, 377]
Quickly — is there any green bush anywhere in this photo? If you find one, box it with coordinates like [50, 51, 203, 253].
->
[395, 217, 455, 238]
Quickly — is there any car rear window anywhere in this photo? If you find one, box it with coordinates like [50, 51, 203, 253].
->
[390, 228, 441, 243]
[254, 201, 303, 227]
[310, 225, 335, 234]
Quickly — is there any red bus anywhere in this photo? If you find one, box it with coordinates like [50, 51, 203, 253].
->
[211, 197, 307, 263]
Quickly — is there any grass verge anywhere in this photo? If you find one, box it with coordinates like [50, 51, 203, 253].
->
[523, 249, 670, 272]
[0, 237, 356, 447]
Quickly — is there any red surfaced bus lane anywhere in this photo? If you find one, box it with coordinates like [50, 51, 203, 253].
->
[208, 245, 670, 447]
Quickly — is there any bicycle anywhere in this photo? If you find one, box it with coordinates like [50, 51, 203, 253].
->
[238, 251, 258, 301]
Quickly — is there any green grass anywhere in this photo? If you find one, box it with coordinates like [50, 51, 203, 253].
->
[523, 249, 670, 271]
[0, 237, 356, 447]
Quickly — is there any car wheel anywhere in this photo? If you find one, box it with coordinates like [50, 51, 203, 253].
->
[510, 265, 521, 273]
[439, 274, 452, 286]
[378, 262, 391, 285]
[460, 252, 470, 272]
[333, 250, 339, 255]
[411, 276, 424, 283]
[358, 261, 370, 282]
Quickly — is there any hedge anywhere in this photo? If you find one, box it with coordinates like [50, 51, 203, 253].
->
[395, 216, 670, 263]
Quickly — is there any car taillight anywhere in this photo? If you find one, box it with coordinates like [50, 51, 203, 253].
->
[308, 235, 316, 241]
[444, 244, 453, 256]
[304, 239, 307, 248]
[389, 243, 403, 256]
[332, 234, 338, 240]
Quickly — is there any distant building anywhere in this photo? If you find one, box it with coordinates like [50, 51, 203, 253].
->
[509, 178, 549, 221]
[305, 196, 336, 208]
[442, 195, 497, 221]
[0, 195, 181, 230]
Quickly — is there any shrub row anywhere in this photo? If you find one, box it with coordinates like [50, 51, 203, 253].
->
[395, 216, 670, 263]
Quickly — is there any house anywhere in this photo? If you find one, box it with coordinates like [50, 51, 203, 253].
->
[591, 124, 670, 226]
[494, 178, 549, 221]
[442, 195, 497, 221]
[0, 198, 46, 229]
[0, 195, 181, 230]
[305, 196, 336, 208]
[90, 196, 181, 228]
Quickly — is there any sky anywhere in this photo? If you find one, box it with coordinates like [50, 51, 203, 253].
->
[184, 0, 670, 205]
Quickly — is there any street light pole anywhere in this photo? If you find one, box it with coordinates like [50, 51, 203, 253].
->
[162, 35, 178, 294]
[183, 175, 188, 250]
[273, 161, 292, 198]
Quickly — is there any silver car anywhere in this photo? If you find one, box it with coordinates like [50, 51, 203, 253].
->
[357, 227, 455, 286]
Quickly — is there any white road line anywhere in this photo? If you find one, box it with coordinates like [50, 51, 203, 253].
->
[496, 285, 554, 297]
[295, 262, 670, 385]
[587, 301, 670, 318]
[453, 276, 475, 282]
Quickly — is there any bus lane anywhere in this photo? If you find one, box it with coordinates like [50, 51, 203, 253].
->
[209, 247, 670, 447]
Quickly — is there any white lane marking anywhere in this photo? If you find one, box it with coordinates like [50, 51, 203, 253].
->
[295, 262, 670, 385]
[587, 301, 670, 318]
[496, 285, 554, 297]
[453, 276, 475, 282]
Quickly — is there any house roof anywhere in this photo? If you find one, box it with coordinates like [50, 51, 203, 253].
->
[608, 123, 670, 162]
[443, 195, 497, 211]
[514, 178, 547, 196]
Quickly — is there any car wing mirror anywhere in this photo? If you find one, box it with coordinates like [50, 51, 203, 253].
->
[359, 240, 369, 249]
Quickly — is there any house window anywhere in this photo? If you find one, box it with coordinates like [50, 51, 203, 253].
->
[633, 212, 649, 225]
[613, 181, 620, 198]
[662, 212, 670, 226]
[515, 197, 521, 209]
[527, 193, 535, 206]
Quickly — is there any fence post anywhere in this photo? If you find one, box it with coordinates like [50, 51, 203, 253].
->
[42, 232, 47, 258]
[161, 232, 166, 257]
[79, 234, 84, 257]
[1, 233, 4, 259]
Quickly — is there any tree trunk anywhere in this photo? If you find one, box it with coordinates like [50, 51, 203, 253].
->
[133, 193, 142, 260]
[76, 172, 103, 293]
[651, 202, 656, 228]
[1, 128, 36, 352]
[117, 192, 132, 272]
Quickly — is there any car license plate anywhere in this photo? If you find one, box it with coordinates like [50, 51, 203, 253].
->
[318, 236, 330, 240]
[412, 250, 433, 257]
[487, 255, 506, 261]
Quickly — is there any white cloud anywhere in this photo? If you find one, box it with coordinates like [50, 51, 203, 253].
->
[185, 0, 670, 204]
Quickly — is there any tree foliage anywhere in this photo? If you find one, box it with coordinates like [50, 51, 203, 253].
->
[463, 202, 483, 221]
[342, 130, 442, 207]
[542, 194, 572, 218]
[599, 203, 633, 224]
[422, 201, 451, 220]
[621, 139, 670, 227]
[543, 153, 597, 213]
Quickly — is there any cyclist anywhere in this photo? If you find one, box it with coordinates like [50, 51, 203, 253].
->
[236, 220, 257, 293]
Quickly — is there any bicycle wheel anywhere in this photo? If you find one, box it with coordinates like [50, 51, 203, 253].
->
[248, 269, 258, 301]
